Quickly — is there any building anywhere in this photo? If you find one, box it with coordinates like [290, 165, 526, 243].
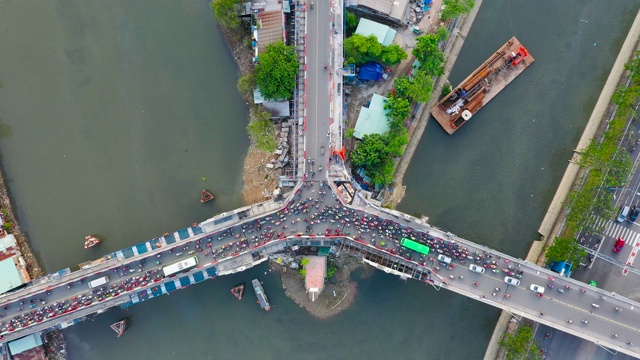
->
[8, 333, 46, 360]
[347, 0, 410, 27]
[355, 18, 397, 46]
[353, 94, 390, 139]
[250, 0, 287, 61]
[304, 256, 326, 301]
[253, 89, 291, 118]
[0, 233, 30, 295]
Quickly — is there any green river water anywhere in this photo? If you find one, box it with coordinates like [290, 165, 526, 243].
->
[0, 0, 638, 359]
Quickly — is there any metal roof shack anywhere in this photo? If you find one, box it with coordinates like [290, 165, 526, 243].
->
[253, 89, 291, 118]
[251, 0, 286, 57]
[348, 0, 410, 26]
[304, 256, 326, 301]
[0, 232, 19, 261]
[353, 93, 390, 139]
[8, 333, 45, 360]
[355, 18, 397, 46]
[0, 255, 30, 295]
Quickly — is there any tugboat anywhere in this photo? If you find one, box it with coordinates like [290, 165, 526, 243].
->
[252, 278, 270, 311]
[84, 235, 102, 249]
[110, 318, 128, 337]
[200, 189, 215, 203]
[231, 283, 245, 300]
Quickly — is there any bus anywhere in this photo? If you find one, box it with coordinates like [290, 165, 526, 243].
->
[400, 238, 430, 255]
[162, 256, 199, 277]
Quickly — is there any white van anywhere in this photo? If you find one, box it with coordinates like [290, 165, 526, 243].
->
[437, 254, 452, 264]
[88, 276, 109, 288]
[504, 276, 520, 286]
[617, 206, 631, 223]
[530, 284, 545, 294]
[469, 264, 485, 273]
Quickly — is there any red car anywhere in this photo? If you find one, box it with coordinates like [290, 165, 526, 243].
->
[613, 238, 625, 253]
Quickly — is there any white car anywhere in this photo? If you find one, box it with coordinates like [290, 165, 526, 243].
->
[530, 284, 545, 294]
[504, 276, 520, 286]
[469, 264, 485, 273]
[437, 254, 452, 264]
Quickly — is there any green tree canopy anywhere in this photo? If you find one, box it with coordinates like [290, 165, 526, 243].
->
[413, 34, 445, 76]
[380, 44, 408, 65]
[346, 11, 359, 32]
[499, 325, 543, 360]
[385, 95, 411, 123]
[394, 70, 434, 103]
[255, 41, 299, 100]
[441, 0, 475, 21]
[210, 0, 241, 29]
[435, 27, 450, 42]
[351, 133, 389, 170]
[344, 34, 383, 65]
[247, 107, 277, 152]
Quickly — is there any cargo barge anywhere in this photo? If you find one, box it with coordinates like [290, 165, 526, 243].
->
[430, 37, 534, 134]
[252, 278, 270, 311]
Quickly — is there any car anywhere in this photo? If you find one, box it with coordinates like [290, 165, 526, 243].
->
[630, 206, 640, 222]
[530, 284, 545, 294]
[469, 264, 485, 273]
[504, 276, 520, 286]
[437, 254, 452, 264]
[613, 238, 625, 253]
[617, 206, 630, 223]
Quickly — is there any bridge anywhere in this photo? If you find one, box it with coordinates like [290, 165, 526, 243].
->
[1, 1, 640, 358]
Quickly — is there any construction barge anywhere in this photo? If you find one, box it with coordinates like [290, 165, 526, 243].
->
[431, 37, 534, 134]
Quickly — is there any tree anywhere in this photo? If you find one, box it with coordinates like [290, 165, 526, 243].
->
[345, 128, 356, 138]
[385, 95, 411, 122]
[351, 134, 389, 170]
[380, 44, 408, 66]
[300, 258, 310, 266]
[441, 0, 475, 21]
[385, 129, 408, 157]
[343, 34, 383, 65]
[499, 325, 543, 360]
[210, 0, 241, 29]
[346, 11, 359, 32]
[544, 237, 578, 265]
[394, 71, 434, 103]
[327, 264, 337, 278]
[413, 34, 445, 76]
[237, 72, 256, 96]
[435, 27, 450, 42]
[255, 41, 299, 100]
[247, 107, 277, 152]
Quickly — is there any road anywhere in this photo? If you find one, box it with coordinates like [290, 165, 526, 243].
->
[1, 2, 640, 358]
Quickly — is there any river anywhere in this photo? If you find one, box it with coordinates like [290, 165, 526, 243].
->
[0, 1, 637, 359]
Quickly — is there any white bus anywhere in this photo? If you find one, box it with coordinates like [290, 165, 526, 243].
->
[88, 276, 109, 288]
[162, 256, 199, 277]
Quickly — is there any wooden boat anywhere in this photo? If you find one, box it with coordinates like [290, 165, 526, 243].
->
[231, 283, 245, 300]
[110, 319, 127, 337]
[200, 189, 215, 203]
[84, 235, 102, 249]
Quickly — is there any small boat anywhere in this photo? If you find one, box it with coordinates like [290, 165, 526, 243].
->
[84, 235, 102, 249]
[252, 279, 270, 311]
[110, 319, 127, 337]
[200, 189, 215, 203]
[231, 283, 245, 300]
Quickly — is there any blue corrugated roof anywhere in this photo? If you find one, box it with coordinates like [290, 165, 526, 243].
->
[8, 333, 43, 355]
[0, 257, 25, 294]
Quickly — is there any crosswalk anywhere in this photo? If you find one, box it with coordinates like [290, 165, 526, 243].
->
[592, 217, 640, 247]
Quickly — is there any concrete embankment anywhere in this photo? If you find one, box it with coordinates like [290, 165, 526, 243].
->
[388, 0, 484, 206]
[482, 9, 640, 360]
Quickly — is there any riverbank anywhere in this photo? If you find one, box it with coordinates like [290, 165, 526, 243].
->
[217, 21, 280, 205]
[482, 8, 640, 360]
[0, 163, 67, 358]
[386, 0, 484, 207]
[270, 254, 372, 318]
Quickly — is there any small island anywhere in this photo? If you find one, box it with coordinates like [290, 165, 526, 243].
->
[270, 251, 371, 318]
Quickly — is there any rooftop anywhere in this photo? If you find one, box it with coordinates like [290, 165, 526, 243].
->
[304, 256, 326, 301]
[0, 256, 29, 294]
[8, 333, 43, 356]
[256, 9, 285, 54]
[355, 18, 397, 46]
[356, 0, 410, 22]
[353, 94, 390, 139]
